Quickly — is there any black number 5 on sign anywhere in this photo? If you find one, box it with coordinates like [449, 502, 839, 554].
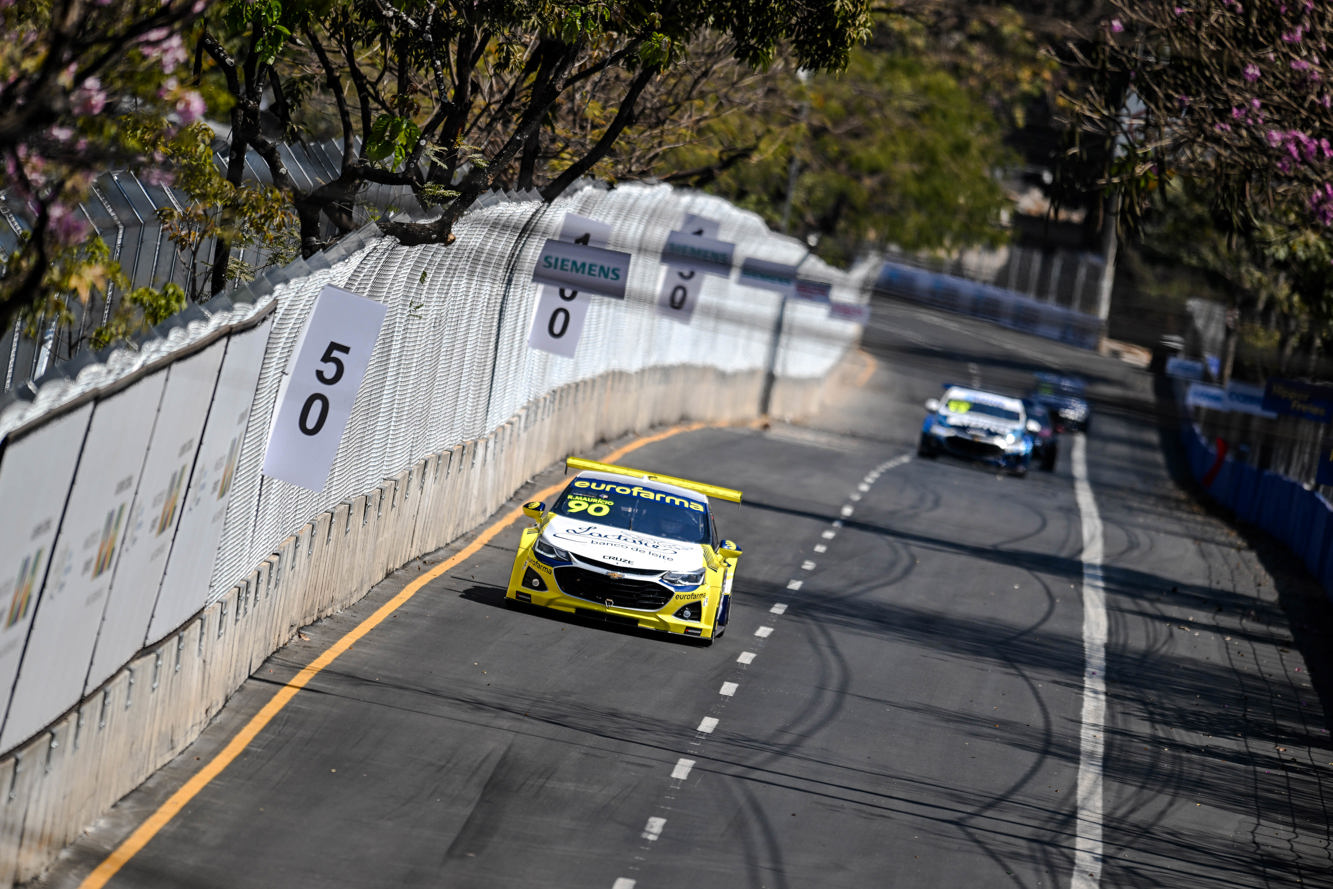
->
[263, 286, 388, 491]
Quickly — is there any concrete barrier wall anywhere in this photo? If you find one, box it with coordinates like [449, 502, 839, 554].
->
[0, 356, 852, 887]
[0, 178, 870, 886]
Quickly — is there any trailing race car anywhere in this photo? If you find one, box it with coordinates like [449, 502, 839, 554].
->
[1022, 397, 1059, 472]
[506, 457, 743, 644]
[1029, 372, 1091, 433]
[918, 385, 1040, 476]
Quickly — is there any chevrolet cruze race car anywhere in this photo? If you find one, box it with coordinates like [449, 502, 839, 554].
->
[918, 386, 1040, 475]
[506, 457, 743, 644]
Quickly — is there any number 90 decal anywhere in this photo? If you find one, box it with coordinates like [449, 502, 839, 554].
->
[565, 499, 611, 517]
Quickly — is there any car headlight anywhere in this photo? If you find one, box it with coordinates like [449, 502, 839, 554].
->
[534, 536, 571, 562]
[663, 568, 705, 587]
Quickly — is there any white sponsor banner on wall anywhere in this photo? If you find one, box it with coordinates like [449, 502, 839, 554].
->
[86, 341, 227, 690]
[0, 404, 92, 749]
[528, 215, 613, 358]
[148, 318, 272, 643]
[263, 286, 387, 491]
[2, 373, 164, 752]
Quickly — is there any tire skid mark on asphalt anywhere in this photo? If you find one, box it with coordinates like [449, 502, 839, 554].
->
[614, 451, 911, 888]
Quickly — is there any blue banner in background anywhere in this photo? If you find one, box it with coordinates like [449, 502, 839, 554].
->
[1263, 378, 1333, 423]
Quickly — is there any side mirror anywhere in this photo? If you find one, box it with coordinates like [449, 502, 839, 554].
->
[718, 540, 743, 558]
[1025, 419, 1041, 434]
[925, 398, 940, 413]
[522, 501, 545, 521]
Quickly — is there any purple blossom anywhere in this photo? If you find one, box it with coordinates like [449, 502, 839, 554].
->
[1110, 19, 1124, 33]
[175, 91, 205, 125]
[70, 78, 106, 115]
[1244, 64, 1261, 81]
[1310, 183, 1333, 226]
[46, 203, 89, 244]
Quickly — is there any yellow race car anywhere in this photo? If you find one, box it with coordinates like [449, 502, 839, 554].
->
[506, 457, 743, 644]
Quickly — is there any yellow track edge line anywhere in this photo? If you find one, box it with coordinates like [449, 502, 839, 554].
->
[80, 422, 707, 889]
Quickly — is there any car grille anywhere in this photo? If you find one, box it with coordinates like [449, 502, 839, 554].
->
[944, 436, 1005, 460]
[553, 567, 673, 610]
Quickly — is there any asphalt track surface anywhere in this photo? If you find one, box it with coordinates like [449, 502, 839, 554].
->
[33, 294, 1333, 889]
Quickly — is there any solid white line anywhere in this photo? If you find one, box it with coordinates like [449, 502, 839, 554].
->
[642, 817, 667, 841]
[671, 758, 695, 780]
[737, 651, 756, 664]
[1071, 434, 1106, 889]
[754, 626, 773, 638]
[770, 603, 788, 615]
[720, 682, 738, 697]
[697, 717, 719, 734]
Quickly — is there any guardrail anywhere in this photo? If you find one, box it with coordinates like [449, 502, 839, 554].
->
[0, 180, 870, 888]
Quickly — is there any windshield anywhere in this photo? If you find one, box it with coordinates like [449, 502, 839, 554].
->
[554, 478, 711, 543]
[943, 397, 1021, 423]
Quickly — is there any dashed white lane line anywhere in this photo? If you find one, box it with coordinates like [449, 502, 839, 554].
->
[616, 452, 913, 889]
[1071, 434, 1106, 889]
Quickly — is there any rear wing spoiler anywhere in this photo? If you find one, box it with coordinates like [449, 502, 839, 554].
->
[565, 457, 743, 504]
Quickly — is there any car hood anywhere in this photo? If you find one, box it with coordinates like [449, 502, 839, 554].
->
[939, 412, 1020, 436]
[544, 514, 703, 572]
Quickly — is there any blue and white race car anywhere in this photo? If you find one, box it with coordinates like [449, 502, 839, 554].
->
[918, 386, 1041, 476]
[1029, 372, 1091, 433]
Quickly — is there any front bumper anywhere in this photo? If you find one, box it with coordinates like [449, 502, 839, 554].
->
[923, 423, 1029, 468]
[505, 545, 718, 639]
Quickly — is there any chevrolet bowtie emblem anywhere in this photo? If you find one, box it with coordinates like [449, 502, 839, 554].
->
[607, 572, 624, 580]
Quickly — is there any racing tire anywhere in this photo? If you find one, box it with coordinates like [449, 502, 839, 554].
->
[917, 435, 937, 458]
[1040, 448, 1057, 472]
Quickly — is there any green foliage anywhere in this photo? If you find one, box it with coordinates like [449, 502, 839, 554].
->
[91, 283, 188, 350]
[367, 116, 424, 168]
[663, 16, 1020, 266]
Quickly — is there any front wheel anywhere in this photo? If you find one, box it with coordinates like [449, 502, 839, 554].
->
[918, 434, 937, 458]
